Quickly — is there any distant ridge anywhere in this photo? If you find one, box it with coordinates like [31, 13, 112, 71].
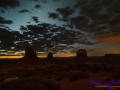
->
[105, 54, 120, 58]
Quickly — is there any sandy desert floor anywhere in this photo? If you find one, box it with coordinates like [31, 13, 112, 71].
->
[0, 57, 120, 90]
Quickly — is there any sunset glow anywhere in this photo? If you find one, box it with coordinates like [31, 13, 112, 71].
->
[0, 53, 76, 59]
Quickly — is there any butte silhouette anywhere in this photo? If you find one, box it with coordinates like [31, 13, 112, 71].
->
[47, 52, 54, 60]
[76, 49, 87, 58]
[22, 46, 38, 60]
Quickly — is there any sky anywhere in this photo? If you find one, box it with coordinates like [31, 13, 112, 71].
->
[0, 0, 120, 56]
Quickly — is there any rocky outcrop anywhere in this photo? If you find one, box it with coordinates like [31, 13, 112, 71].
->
[23, 46, 37, 59]
[47, 52, 54, 59]
[76, 49, 87, 58]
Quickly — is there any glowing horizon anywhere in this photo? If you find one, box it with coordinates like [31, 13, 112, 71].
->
[0, 53, 76, 59]
[0, 52, 120, 59]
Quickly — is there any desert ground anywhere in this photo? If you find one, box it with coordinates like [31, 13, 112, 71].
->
[0, 57, 120, 90]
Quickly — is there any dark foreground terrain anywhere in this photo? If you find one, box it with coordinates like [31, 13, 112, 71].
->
[0, 57, 120, 90]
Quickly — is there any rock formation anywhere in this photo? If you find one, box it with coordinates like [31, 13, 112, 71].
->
[105, 54, 120, 58]
[47, 52, 53, 59]
[76, 49, 87, 58]
[23, 46, 37, 59]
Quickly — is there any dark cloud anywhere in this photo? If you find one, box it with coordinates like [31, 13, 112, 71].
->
[63, 24, 74, 29]
[52, 0, 61, 2]
[86, 14, 120, 36]
[0, 0, 119, 52]
[0, 16, 94, 52]
[32, 0, 39, 2]
[74, 0, 120, 18]
[34, 4, 41, 9]
[56, 6, 74, 19]
[80, 3, 101, 18]
[109, 15, 120, 26]
[31, 16, 39, 23]
[19, 23, 91, 52]
[0, 17, 13, 24]
[20, 23, 54, 51]
[0, 0, 19, 8]
[70, 16, 89, 29]
[101, 0, 113, 6]
[20, 26, 27, 31]
[48, 12, 59, 19]
[0, 25, 10, 30]
[74, 0, 88, 8]
[0, 10, 5, 13]
[32, 0, 47, 3]
[48, 0, 120, 40]
[107, 3, 120, 13]
[32, 0, 48, 3]
[19, 9, 30, 13]
[0, 28, 21, 50]
[40, 0, 48, 3]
